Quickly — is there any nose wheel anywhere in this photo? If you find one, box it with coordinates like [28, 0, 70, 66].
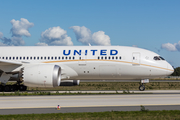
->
[139, 84, 145, 91]
[139, 79, 149, 91]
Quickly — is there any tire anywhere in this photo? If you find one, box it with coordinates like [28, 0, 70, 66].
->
[19, 85, 24, 91]
[4, 85, 10, 92]
[11, 85, 17, 91]
[139, 85, 145, 91]
[23, 86, 27, 91]
[0, 85, 4, 92]
[19, 85, 27, 91]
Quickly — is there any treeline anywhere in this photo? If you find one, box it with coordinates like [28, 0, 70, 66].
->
[171, 67, 180, 76]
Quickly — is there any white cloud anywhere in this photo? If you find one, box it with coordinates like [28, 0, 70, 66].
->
[35, 42, 48, 46]
[70, 26, 111, 46]
[39, 26, 73, 46]
[175, 41, 180, 51]
[11, 36, 25, 46]
[92, 31, 111, 46]
[161, 43, 177, 51]
[0, 32, 3, 38]
[10, 18, 34, 37]
[0, 18, 34, 46]
[70, 26, 91, 45]
[0, 42, 6, 46]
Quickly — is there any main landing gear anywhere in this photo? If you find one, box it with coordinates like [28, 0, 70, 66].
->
[0, 83, 27, 92]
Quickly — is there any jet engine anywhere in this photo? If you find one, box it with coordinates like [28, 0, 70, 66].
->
[22, 64, 61, 87]
[60, 80, 80, 86]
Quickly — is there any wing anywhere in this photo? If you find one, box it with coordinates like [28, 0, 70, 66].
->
[0, 60, 25, 72]
[0, 60, 22, 66]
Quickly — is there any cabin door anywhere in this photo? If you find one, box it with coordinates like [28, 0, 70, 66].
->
[78, 51, 86, 66]
[132, 52, 140, 65]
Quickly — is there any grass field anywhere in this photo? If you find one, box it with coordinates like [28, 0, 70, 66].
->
[27, 82, 180, 91]
[1, 82, 179, 96]
[0, 110, 180, 120]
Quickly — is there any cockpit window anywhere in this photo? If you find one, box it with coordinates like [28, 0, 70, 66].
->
[154, 56, 160, 60]
[159, 56, 165, 60]
[154, 56, 165, 61]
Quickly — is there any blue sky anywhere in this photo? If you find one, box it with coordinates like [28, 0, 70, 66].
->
[0, 0, 180, 67]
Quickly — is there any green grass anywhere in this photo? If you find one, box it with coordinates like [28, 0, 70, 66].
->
[0, 110, 180, 120]
[0, 90, 143, 96]
[1, 82, 180, 96]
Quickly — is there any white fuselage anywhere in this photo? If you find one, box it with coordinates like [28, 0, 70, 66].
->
[0, 46, 174, 83]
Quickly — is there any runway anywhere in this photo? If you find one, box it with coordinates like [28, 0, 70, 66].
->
[0, 93, 180, 115]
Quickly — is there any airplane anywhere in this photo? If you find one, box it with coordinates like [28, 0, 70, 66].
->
[0, 46, 174, 92]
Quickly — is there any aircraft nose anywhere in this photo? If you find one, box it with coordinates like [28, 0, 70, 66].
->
[167, 63, 174, 75]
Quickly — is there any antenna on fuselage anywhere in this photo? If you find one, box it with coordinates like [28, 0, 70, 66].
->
[88, 43, 91, 46]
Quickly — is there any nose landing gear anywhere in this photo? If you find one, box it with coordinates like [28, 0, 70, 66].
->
[139, 83, 145, 91]
[139, 79, 149, 91]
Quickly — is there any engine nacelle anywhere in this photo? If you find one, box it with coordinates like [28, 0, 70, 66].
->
[22, 64, 61, 87]
[60, 80, 80, 86]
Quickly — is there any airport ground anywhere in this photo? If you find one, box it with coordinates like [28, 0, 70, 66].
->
[0, 110, 180, 120]
[0, 94, 180, 119]
[1, 80, 180, 119]
[27, 80, 180, 91]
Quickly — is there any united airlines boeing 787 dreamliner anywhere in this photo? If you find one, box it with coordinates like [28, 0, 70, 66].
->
[0, 46, 174, 91]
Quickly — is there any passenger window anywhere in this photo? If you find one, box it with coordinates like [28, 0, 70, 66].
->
[34, 57, 36, 60]
[6, 57, 8, 60]
[16, 57, 18, 60]
[62, 57, 64, 60]
[41, 57, 43, 60]
[119, 56, 121, 60]
[30, 57, 32, 60]
[98, 57, 100, 59]
[116, 56, 118, 59]
[2, 57, 4, 59]
[112, 57, 114, 59]
[73, 57, 75, 60]
[51, 57, 53, 60]
[79, 57, 81, 60]
[44, 57, 46, 60]
[58, 57, 60, 60]
[69, 57, 71, 60]
[105, 57, 107, 59]
[9, 57, 11, 60]
[109, 56, 111, 59]
[101, 56, 103, 59]
[48, 57, 50, 60]
[66, 57, 68, 59]
[20, 57, 22, 60]
[27, 57, 29, 60]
